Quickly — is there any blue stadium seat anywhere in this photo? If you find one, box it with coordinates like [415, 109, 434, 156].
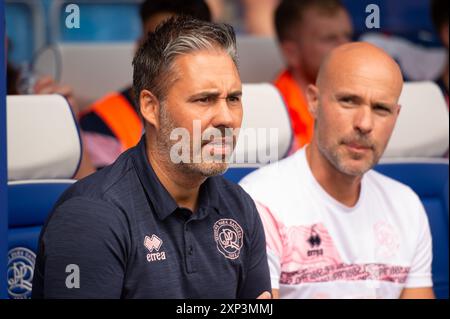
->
[5, 0, 45, 65]
[375, 161, 449, 299]
[6, 94, 81, 299]
[50, 0, 141, 42]
[223, 167, 258, 184]
[370, 82, 449, 298]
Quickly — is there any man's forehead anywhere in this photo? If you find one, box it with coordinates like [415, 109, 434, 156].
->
[323, 75, 402, 105]
[173, 52, 240, 82]
[319, 46, 403, 92]
[301, 6, 348, 25]
[294, 7, 352, 38]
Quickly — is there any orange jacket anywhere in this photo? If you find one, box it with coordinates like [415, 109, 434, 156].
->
[85, 92, 143, 151]
[274, 70, 314, 149]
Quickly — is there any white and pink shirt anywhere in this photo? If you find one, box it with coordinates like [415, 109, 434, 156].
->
[240, 148, 433, 299]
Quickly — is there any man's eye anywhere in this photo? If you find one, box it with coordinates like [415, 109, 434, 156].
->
[228, 96, 241, 103]
[340, 97, 354, 105]
[197, 97, 212, 103]
[375, 106, 391, 114]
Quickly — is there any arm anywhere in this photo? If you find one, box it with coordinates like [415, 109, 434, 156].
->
[400, 288, 435, 299]
[73, 133, 97, 179]
[238, 198, 285, 299]
[238, 200, 272, 299]
[255, 202, 284, 299]
[242, 0, 280, 36]
[32, 198, 129, 298]
[272, 289, 280, 299]
[401, 196, 434, 299]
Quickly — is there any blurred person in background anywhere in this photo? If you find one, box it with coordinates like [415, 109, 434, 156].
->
[274, 0, 353, 151]
[6, 38, 95, 179]
[206, 0, 280, 36]
[242, 0, 280, 36]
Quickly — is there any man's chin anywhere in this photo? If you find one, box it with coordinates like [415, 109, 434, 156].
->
[337, 160, 374, 177]
[199, 163, 229, 177]
[182, 162, 230, 178]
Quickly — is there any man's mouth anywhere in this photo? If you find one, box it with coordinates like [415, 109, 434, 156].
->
[343, 141, 373, 153]
[202, 138, 234, 156]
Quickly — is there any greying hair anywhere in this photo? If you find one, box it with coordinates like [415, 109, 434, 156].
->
[132, 16, 238, 108]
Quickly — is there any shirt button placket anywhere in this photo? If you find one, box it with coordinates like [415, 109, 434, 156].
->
[184, 222, 197, 274]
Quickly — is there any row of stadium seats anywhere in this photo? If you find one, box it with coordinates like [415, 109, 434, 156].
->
[5, 81, 449, 298]
[6, 0, 442, 66]
[33, 39, 285, 110]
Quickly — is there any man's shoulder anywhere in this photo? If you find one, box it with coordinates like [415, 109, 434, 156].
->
[57, 148, 137, 209]
[367, 169, 419, 197]
[365, 169, 423, 210]
[239, 152, 301, 199]
[42, 149, 139, 242]
[213, 174, 255, 205]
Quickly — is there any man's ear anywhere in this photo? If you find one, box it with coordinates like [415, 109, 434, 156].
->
[306, 84, 320, 119]
[396, 104, 402, 116]
[280, 40, 300, 69]
[140, 89, 160, 129]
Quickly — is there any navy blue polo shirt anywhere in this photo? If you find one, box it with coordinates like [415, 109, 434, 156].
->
[32, 137, 271, 299]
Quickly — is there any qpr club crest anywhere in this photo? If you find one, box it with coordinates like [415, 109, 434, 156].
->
[214, 219, 244, 260]
[7, 247, 36, 299]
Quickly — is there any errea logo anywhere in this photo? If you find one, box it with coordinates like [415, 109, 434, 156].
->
[144, 235, 167, 262]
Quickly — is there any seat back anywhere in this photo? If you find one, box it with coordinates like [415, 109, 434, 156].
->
[236, 36, 284, 83]
[378, 81, 449, 299]
[34, 37, 286, 110]
[6, 95, 81, 299]
[383, 81, 449, 159]
[223, 83, 292, 183]
[34, 42, 135, 110]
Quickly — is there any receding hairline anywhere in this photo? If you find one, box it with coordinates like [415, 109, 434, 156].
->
[316, 42, 403, 88]
[164, 46, 240, 87]
[132, 17, 238, 109]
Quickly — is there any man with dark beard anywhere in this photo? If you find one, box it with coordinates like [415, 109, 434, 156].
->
[32, 17, 271, 299]
[241, 42, 435, 299]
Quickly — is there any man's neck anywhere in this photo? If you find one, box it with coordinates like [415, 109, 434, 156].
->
[291, 68, 315, 95]
[306, 143, 363, 207]
[146, 140, 205, 212]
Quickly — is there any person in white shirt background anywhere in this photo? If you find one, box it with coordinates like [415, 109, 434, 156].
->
[240, 42, 435, 299]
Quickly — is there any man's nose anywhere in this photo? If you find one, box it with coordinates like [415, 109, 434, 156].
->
[354, 106, 374, 135]
[212, 98, 236, 128]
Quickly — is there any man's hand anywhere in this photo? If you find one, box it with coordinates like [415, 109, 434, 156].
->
[400, 287, 435, 299]
[257, 291, 272, 299]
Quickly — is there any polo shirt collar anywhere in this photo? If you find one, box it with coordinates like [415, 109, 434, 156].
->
[132, 136, 222, 220]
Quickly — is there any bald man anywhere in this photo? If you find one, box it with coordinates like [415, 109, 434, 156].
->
[240, 43, 435, 299]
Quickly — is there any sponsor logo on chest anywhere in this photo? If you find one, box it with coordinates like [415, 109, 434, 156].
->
[144, 234, 167, 262]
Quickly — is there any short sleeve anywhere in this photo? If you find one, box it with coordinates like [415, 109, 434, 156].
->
[237, 198, 272, 299]
[405, 197, 433, 288]
[32, 197, 130, 298]
[254, 202, 283, 290]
